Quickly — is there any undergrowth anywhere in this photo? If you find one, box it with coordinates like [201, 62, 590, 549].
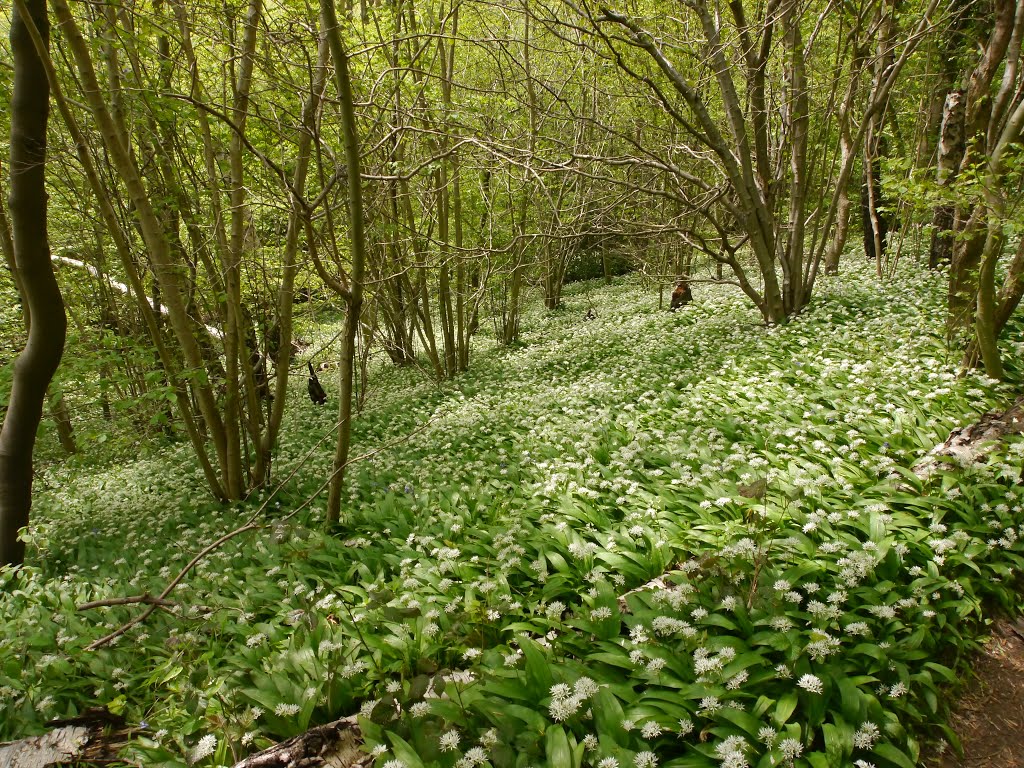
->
[3, 261, 1024, 768]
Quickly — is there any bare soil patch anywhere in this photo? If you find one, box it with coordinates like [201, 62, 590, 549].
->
[929, 619, 1024, 768]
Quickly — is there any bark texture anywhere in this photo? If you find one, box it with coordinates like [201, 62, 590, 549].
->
[0, 709, 129, 766]
[945, 0, 1019, 333]
[231, 717, 370, 768]
[927, 91, 965, 270]
[914, 396, 1024, 480]
[1, 0, 66, 569]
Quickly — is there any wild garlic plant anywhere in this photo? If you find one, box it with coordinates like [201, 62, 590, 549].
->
[2, 261, 1023, 768]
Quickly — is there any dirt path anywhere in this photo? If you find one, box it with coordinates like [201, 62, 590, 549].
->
[928, 619, 1024, 768]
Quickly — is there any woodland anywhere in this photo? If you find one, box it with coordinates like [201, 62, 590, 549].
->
[3, 0, 1024, 766]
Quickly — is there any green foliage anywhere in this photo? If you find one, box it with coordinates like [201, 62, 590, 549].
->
[2, 262, 1024, 768]
[564, 250, 632, 284]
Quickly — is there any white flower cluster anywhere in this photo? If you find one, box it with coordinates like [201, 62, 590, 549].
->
[189, 734, 217, 763]
[548, 677, 599, 721]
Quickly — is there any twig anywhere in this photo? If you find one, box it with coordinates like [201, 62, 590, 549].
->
[77, 594, 176, 610]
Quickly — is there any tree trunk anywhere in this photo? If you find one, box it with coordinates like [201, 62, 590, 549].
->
[928, 90, 965, 269]
[1, 0, 67, 570]
[862, 114, 892, 274]
[222, 0, 264, 497]
[29, 22, 223, 491]
[501, 0, 536, 345]
[971, 91, 1024, 377]
[543, 239, 563, 310]
[502, 260, 523, 345]
[323, 0, 367, 524]
[53, 0, 233, 495]
[48, 389, 77, 455]
[945, 0, 1016, 332]
[437, 22, 460, 378]
[824, 57, 863, 276]
[824, 190, 851, 275]
[781, 0, 809, 315]
[260, 32, 330, 483]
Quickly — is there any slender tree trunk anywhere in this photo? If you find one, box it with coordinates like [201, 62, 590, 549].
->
[929, 91, 965, 269]
[972, 94, 1024, 376]
[451, 52, 468, 370]
[260, 33, 330, 482]
[975, 217, 1005, 378]
[502, 262, 523, 345]
[501, 0, 537, 345]
[782, 2, 809, 314]
[454, 167, 468, 372]
[1, 0, 66, 570]
[436, 163, 457, 376]
[53, 0, 233, 491]
[960, 234, 1024, 370]
[47, 390, 76, 455]
[470, 166, 492, 336]
[23, 5, 225, 495]
[438, 16, 461, 376]
[824, 192, 852, 274]
[861, 135, 889, 271]
[323, 0, 367, 524]
[414, 268, 444, 378]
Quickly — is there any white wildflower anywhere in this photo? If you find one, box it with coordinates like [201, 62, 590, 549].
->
[797, 674, 823, 694]
[779, 738, 803, 760]
[439, 729, 460, 752]
[190, 734, 217, 763]
[641, 721, 662, 739]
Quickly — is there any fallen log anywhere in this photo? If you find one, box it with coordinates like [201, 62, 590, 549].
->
[0, 709, 129, 768]
[913, 395, 1024, 479]
[0, 726, 89, 768]
[231, 715, 371, 768]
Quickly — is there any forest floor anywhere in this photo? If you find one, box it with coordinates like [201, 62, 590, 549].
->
[929, 617, 1024, 768]
[5, 261, 1024, 768]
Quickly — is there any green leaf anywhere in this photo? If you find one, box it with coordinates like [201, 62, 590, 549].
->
[586, 652, 635, 671]
[106, 695, 126, 716]
[500, 704, 548, 733]
[822, 722, 849, 763]
[703, 613, 738, 631]
[545, 726, 573, 768]
[521, 638, 554, 697]
[873, 742, 917, 768]
[408, 674, 431, 701]
[592, 688, 627, 746]
[836, 677, 864, 721]
[387, 732, 425, 768]
[773, 692, 798, 726]
[923, 662, 957, 684]
[716, 706, 763, 738]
